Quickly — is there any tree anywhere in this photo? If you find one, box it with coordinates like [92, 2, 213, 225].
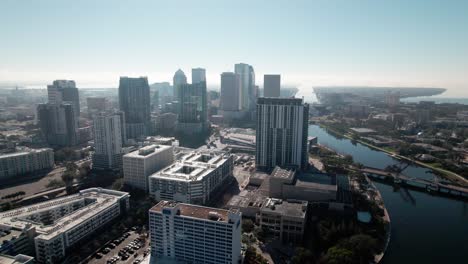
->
[112, 178, 124, 191]
[46, 179, 65, 189]
[61, 171, 75, 194]
[340, 234, 378, 263]
[242, 219, 255, 233]
[244, 246, 269, 264]
[320, 246, 354, 264]
[291, 247, 315, 264]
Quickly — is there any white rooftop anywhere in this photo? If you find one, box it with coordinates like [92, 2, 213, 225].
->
[124, 144, 172, 159]
[0, 188, 129, 240]
[150, 151, 231, 182]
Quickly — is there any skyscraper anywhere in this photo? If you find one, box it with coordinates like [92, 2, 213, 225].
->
[118, 77, 151, 139]
[47, 80, 80, 118]
[264, 74, 281, 98]
[220, 72, 241, 111]
[37, 103, 78, 147]
[191, 68, 206, 84]
[173, 69, 187, 100]
[176, 68, 208, 133]
[234, 63, 255, 111]
[177, 82, 208, 132]
[92, 112, 123, 170]
[256, 97, 309, 171]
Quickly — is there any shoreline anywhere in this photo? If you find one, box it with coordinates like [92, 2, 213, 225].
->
[366, 175, 391, 263]
[314, 122, 468, 186]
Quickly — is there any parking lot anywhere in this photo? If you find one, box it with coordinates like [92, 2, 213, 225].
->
[86, 229, 150, 264]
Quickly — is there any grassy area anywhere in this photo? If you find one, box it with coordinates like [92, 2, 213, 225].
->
[318, 122, 468, 186]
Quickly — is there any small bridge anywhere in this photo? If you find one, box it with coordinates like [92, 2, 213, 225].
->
[360, 166, 468, 199]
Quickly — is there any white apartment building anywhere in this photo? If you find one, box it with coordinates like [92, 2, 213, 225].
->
[148, 150, 233, 205]
[149, 201, 241, 264]
[92, 112, 123, 170]
[123, 144, 174, 191]
[0, 188, 130, 264]
[0, 148, 54, 180]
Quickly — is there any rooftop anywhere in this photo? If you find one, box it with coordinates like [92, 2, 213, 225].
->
[271, 167, 295, 180]
[0, 188, 129, 240]
[261, 198, 308, 218]
[124, 144, 172, 158]
[0, 148, 52, 159]
[257, 97, 306, 106]
[227, 192, 267, 209]
[350, 127, 377, 134]
[150, 201, 238, 223]
[0, 254, 34, 264]
[150, 151, 231, 182]
[295, 172, 338, 191]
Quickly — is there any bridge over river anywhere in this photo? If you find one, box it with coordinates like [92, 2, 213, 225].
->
[360, 166, 468, 199]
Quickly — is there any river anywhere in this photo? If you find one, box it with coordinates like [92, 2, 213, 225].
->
[309, 124, 468, 263]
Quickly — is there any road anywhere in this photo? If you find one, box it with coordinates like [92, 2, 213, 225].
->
[0, 158, 91, 204]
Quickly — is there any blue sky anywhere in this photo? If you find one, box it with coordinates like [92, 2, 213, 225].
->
[1, 0, 467, 96]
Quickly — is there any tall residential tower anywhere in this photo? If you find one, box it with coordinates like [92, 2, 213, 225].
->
[92, 112, 123, 170]
[256, 97, 309, 171]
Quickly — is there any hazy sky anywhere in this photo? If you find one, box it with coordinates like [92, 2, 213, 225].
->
[1, 0, 467, 96]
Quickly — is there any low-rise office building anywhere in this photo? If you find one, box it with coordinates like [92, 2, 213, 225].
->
[149, 150, 233, 205]
[258, 198, 308, 244]
[226, 191, 267, 219]
[0, 148, 54, 181]
[269, 167, 337, 202]
[149, 200, 241, 264]
[123, 144, 174, 191]
[0, 188, 130, 263]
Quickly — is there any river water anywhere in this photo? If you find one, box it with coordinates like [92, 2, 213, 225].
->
[309, 124, 468, 263]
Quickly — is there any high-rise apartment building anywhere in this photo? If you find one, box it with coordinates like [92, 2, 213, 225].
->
[256, 97, 309, 171]
[220, 72, 241, 111]
[149, 201, 242, 264]
[92, 112, 123, 170]
[263, 74, 281, 98]
[118, 77, 151, 139]
[173, 69, 187, 100]
[123, 144, 174, 191]
[37, 103, 78, 147]
[234, 63, 255, 111]
[47, 80, 80, 118]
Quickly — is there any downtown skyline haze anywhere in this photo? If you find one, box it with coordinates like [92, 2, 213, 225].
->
[1, 0, 468, 96]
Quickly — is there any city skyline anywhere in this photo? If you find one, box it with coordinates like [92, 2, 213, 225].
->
[1, 0, 468, 97]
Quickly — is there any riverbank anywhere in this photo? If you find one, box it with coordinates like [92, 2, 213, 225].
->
[308, 124, 468, 263]
[315, 122, 468, 187]
[366, 175, 391, 263]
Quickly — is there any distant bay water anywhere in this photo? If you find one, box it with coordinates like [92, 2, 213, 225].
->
[296, 87, 468, 105]
[401, 96, 468, 105]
